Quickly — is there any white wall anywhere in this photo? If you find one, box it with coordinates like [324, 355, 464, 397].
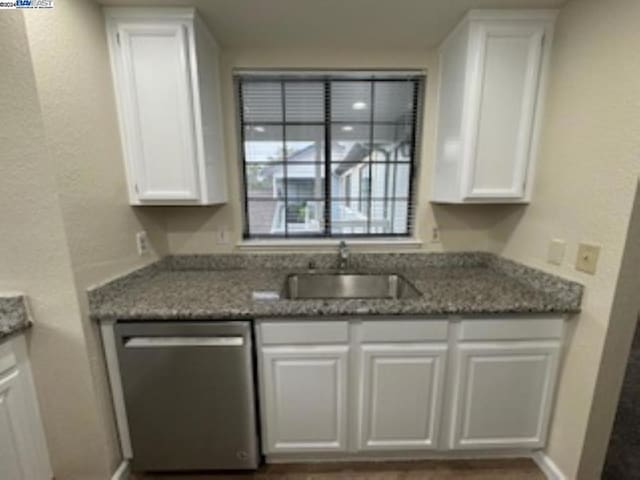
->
[488, 0, 640, 477]
[162, 47, 512, 253]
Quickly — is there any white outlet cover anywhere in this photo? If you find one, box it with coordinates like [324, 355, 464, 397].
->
[431, 227, 441, 243]
[136, 231, 149, 256]
[547, 239, 566, 266]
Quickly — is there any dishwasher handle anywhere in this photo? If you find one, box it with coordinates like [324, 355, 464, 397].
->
[124, 336, 244, 348]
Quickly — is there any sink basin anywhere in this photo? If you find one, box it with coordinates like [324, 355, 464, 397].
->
[285, 273, 421, 300]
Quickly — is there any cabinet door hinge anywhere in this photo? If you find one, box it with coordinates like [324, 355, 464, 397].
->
[116, 32, 120, 46]
[134, 183, 139, 194]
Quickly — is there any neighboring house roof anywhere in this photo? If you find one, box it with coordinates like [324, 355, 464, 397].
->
[261, 133, 408, 180]
[265, 141, 369, 179]
[333, 143, 369, 175]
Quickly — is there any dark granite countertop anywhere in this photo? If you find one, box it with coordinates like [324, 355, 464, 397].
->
[88, 253, 583, 321]
[0, 295, 32, 341]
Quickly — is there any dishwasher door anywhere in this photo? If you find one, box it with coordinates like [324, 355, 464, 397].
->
[115, 321, 259, 472]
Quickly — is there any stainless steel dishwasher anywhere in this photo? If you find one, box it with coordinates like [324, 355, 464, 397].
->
[114, 321, 260, 472]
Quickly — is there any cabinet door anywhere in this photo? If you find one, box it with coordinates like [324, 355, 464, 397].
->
[357, 343, 447, 451]
[463, 23, 545, 200]
[115, 21, 200, 201]
[260, 345, 349, 453]
[0, 369, 25, 480]
[0, 342, 50, 480]
[450, 341, 560, 449]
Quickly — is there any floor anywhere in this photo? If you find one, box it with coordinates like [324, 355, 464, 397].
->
[130, 459, 545, 479]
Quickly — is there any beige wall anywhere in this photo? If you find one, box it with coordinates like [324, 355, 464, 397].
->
[162, 47, 510, 254]
[23, 0, 170, 476]
[22, 0, 169, 284]
[488, 0, 640, 477]
[0, 10, 115, 480]
[0, 1, 168, 478]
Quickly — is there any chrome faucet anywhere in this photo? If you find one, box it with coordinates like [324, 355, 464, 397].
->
[338, 240, 350, 270]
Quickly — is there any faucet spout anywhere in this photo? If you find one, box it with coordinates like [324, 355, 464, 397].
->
[338, 240, 350, 270]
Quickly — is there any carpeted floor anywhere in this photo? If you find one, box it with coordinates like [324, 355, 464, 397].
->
[130, 458, 545, 479]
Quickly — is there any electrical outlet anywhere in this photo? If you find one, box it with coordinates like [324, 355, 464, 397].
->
[547, 239, 566, 266]
[136, 231, 149, 256]
[431, 226, 441, 243]
[575, 243, 601, 274]
[216, 229, 231, 245]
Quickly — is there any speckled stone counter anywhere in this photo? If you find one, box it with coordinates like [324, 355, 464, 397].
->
[88, 252, 583, 321]
[0, 295, 32, 341]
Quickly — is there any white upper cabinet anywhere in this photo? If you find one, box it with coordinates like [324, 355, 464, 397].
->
[105, 8, 227, 205]
[432, 10, 557, 203]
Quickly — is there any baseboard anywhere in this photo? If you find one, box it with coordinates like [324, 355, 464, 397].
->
[267, 449, 536, 463]
[532, 451, 566, 480]
[111, 452, 561, 479]
[111, 460, 129, 480]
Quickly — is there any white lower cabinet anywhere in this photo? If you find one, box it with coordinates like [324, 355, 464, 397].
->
[0, 336, 51, 480]
[449, 340, 561, 449]
[260, 345, 349, 453]
[357, 343, 447, 451]
[257, 316, 565, 459]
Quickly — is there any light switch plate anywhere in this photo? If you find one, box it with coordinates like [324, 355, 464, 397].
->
[431, 226, 441, 243]
[576, 243, 601, 274]
[547, 239, 566, 266]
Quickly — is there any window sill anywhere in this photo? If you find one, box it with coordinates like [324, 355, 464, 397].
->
[237, 237, 423, 252]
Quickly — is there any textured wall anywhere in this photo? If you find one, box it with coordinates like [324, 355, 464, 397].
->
[0, 10, 117, 480]
[20, 0, 171, 477]
[0, 0, 170, 478]
[488, 0, 640, 477]
[161, 47, 512, 254]
[22, 0, 169, 283]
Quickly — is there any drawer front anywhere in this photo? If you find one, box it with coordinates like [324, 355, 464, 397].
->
[459, 317, 565, 341]
[361, 319, 448, 342]
[259, 321, 349, 345]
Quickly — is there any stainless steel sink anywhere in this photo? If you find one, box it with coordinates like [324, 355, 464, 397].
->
[285, 273, 421, 300]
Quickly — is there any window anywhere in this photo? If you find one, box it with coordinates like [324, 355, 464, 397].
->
[238, 72, 422, 238]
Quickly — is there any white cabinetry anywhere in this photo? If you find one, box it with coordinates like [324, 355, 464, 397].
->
[357, 343, 447, 451]
[105, 8, 227, 205]
[258, 321, 350, 453]
[448, 317, 564, 450]
[260, 345, 349, 453]
[256, 319, 450, 456]
[0, 336, 52, 480]
[432, 10, 556, 203]
[256, 316, 566, 460]
[449, 341, 560, 449]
